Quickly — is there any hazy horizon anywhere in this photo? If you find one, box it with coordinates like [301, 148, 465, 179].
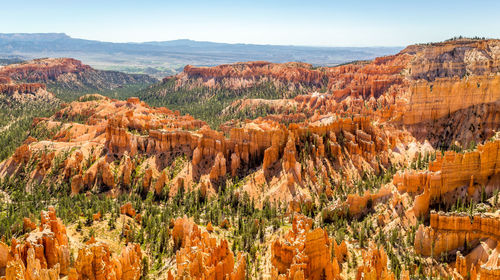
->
[3, 0, 500, 47]
[0, 32, 409, 48]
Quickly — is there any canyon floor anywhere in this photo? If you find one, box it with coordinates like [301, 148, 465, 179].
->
[0, 38, 500, 279]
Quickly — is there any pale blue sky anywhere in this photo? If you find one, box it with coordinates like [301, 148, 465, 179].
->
[2, 0, 500, 46]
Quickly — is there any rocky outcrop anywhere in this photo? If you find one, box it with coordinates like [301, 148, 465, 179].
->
[0, 58, 157, 91]
[1, 206, 70, 279]
[414, 212, 500, 257]
[323, 186, 393, 218]
[120, 202, 137, 218]
[477, 244, 500, 280]
[414, 211, 500, 279]
[173, 54, 411, 102]
[175, 62, 327, 91]
[401, 39, 500, 81]
[0, 207, 142, 280]
[72, 237, 142, 280]
[168, 216, 246, 280]
[0, 92, 413, 206]
[356, 243, 395, 280]
[271, 214, 341, 280]
[6, 247, 61, 280]
[0, 83, 46, 94]
[0, 58, 91, 82]
[394, 140, 500, 217]
[168, 39, 500, 149]
[0, 78, 55, 103]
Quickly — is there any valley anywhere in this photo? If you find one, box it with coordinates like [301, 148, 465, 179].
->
[1, 38, 500, 280]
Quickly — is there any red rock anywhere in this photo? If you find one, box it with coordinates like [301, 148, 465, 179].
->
[0, 58, 91, 83]
[356, 243, 395, 280]
[3, 207, 70, 278]
[120, 202, 137, 218]
[206, 222, 214, 232]
[93, 211, 102, 221]
[271, 214, 341, 280]
[219, 218, 230, 229]
[396, 140, 500, 217]
[209, 152, 227, 181]
[0, 241, 9, 270]
[23, 217, 37, 232]
[414, 212, 500, 257]
[74, 237, 142, 280]
[169, 217, 245, 280]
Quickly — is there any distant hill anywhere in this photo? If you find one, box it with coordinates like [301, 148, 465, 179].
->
[0, 33, 403, 78]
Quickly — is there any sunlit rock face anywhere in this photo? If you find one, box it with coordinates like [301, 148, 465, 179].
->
[414, 212, 500, 279]
[0, 207, 142, 280]
[394, 140, 500, 217]
[271, 214, 342, 280]
[168, 216, 246, 280]
[0, 57, 157, 90]
[72, 237, 142, 280]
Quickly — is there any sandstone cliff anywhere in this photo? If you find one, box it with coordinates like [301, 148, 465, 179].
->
[0, 58, 157, 91]
[414, 212, 500, 279]
[394, 140, 500, 217]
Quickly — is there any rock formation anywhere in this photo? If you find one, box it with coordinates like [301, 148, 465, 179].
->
[1, 206, 71, 278]
[72, 237, 142, 280]
[414, 212, 500, 279]
[168, 216, 246, 280]
[271, 214, 341, 280]
[0, 58, 157, 91]
[401, 39, 500, 81]
[356, 243, 395, 280]
[120, 202, 137, 218]
[394, 140, 500, 217]
[0, 91, 415, 207]
[414, 212, 500, 257]
[1, 38, 500, 280]
[0, 75, 55, 103]
[173, 62, 328, 92]
[0, 207, 142, 280]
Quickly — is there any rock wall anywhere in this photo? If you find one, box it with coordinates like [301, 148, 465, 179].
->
[0, 58, 91, 83]
[0, 77, 54, 103]
[175, 61, 327, 91]
[0, 83, 46, 94]
[402, 75, 500, 126]
[0, 57, 157, 88]
[401, 39, 500, 81]
[394, 140, 500, 217]
[414, 212, 500, 257]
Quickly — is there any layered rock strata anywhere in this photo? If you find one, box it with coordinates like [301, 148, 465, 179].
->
[414, 212, 500, 279]
[415, 212, 500, 257]
[394, 140, 500, 217]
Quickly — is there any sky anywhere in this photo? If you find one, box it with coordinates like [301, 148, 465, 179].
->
[2, 0, 500, 47]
